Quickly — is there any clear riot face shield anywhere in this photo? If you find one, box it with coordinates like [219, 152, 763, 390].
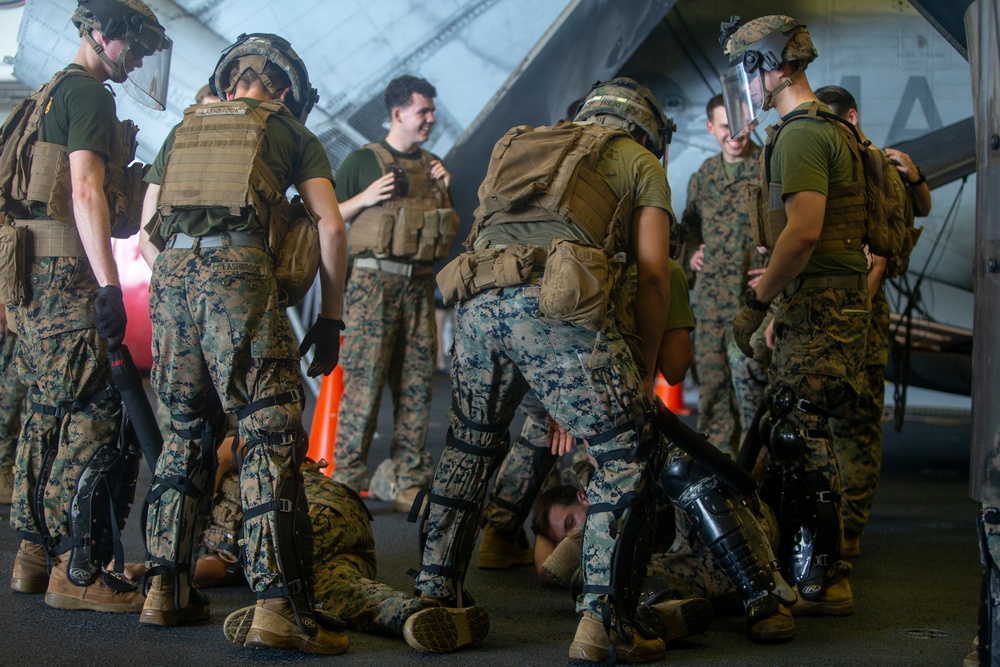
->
[121, 24, 172, 110]
[720, 58, 765, 140]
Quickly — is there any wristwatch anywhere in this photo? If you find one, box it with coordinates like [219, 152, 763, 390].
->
[909, 167, 927, 187]
[743, 288, 771, 312]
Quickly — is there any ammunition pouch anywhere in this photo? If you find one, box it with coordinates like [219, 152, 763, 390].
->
[435, 243, 544, 306]
[538, 238, 614, 331]
[350, 204, 457, 262]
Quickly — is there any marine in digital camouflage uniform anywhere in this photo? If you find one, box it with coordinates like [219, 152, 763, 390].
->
[333, 76, 456, 506]
[814, 85, 931, 553]
[479, 258, 695, 568]
[205, 461, 438, 634]
[414, 78, 676, 662]
[683, 94, 767, 458]
[4, 0, 170, 612]
[138, 34, 350, 653]
[724, 16, 869, 609]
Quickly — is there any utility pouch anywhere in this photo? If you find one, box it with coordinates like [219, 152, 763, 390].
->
[538, 238, 611, 331]
[391, 206, 423, 258]
[143, 211, 165, 252]
[273, 199, 320, 306]
[348, 211, 394, 256]
[436, 250, 476, 305]
[414, 209, 440, 262]
[436, 243, 537, 306]
[0, 223, 27, 306]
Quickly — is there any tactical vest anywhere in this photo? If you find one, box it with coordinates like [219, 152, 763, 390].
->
[155, 100, 319, 305]
[348, 143, 456, 262]
[0, 67, 144, 245]
[436, 121, 635, 332]
[751, 104, 867, 255]
[468, 121, 627, 251]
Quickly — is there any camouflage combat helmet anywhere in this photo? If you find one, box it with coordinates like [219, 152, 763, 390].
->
[71, 0, 171, 108]
[721, 15, 817, 69]
[574, 77, 675, 158]
[214, 33, 319, 122]
[72, 0, 160, 40]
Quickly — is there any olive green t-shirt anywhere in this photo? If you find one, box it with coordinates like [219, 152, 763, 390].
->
[28, 65, 116, 218]
[39, 65, 115, 159]
[476, 132, 674, 249]
[147, 98, 334, 238]
[770, 103, 867, 276]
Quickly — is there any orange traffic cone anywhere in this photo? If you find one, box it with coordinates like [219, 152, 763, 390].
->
[654, 372, 690, 416]
[308, 361, 343, 476]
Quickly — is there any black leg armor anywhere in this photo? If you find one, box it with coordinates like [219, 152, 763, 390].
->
[661, 443, 795, 622]
[61, 417, 142, 588]
[578, 412, 666, 648]
[757, 384, 840, 600]
[29, 386, 138, 589]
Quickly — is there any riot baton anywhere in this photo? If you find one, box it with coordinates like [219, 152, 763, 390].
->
[108, 345, 163, 473]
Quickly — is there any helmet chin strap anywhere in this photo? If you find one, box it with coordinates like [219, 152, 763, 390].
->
[761, 67, 803, 111]
[84, 31, 128, 83]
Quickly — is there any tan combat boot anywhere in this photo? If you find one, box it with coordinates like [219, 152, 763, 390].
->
[478, 524, 534, 570]
[45, 554, 144, 613]
[242, 598, 349, 655]
[393, 486, 427, 514]
[790, 573, 854, 617]
[140, 575, 211, 626]
[568, 610, 665, 663]
[635, 597, 713, 644]
[403, 605, 490, 653]
[11, 540, 49, 593]
[540, 530, 583, 584]
[748, 602, 795, 642]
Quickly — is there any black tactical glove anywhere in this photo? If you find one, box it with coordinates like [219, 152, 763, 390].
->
[94, 285, 127, 351]
[298, 317, 346, 377]
[732, 289, 771, 359]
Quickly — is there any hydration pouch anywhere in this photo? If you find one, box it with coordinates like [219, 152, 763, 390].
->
[0, 223, 26, 306]
[539, 238, 611, 331]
